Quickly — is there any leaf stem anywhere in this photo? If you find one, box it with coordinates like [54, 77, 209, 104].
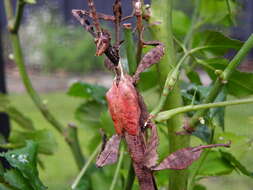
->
[156, 97, 253, 121]
[189, 34, 253, 128]
[71, 143, 101, 189]
[109, 146, 125, 190]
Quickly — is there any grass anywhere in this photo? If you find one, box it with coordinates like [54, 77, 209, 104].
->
[8, 92, 253, 190]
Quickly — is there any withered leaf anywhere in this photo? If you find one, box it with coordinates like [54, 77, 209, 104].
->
[96, 134, 121, 167]
[152, 143, 230, 171]
[143, 123, 159, 168]
[133, 43, 165, 82]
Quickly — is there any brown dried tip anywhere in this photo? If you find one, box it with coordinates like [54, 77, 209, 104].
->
[96, 134, 121, 167]
[152, 142, 230, 171]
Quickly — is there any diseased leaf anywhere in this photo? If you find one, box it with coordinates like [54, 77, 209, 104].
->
[96, 135, 121, 167]
[0, 141, 47, 190]
[133, 43, 165, 82]
[67, 82, 107, 104]
[3, 169, 32, 190]
[144, 123, 159, 168]
[152, 143, 229, 171]
[220, 151, 253, 178]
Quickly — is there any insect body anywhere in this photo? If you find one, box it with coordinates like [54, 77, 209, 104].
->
[106, 74, 141, 135]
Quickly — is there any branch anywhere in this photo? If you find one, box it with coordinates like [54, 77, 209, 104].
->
[150, 46, 212, 116]
[189, 34, 253, 128]
[156, 98, 253, 122]
[12, 0, 26, 33]
[3, 0, 87, 174]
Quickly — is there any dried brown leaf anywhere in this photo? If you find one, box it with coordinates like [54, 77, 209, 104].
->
[143, 123, 159, 168]
[152, 143, 230, 171]
[96, 134, 121, 167]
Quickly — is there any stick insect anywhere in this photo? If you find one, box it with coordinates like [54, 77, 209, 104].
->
[72, 1, 230, 190]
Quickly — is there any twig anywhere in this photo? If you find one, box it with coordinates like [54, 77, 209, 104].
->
[156, 97, 253, 121]
[189, 34, 253, 128]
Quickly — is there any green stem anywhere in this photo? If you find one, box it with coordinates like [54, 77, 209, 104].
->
[156, 97, 253, 121]
[71, 143, 101, 189]
[189, 34, 253, 128]
[123, 163, 135, 190]
[109, 147, 125, 190]
[12, 0, 25, 33]
[150, 46, 210, 116]
[3, 0, 86, 174]
[9, 34, 64, 133]
[150, 0, 189, 189]
[123, 25, 137, 75]
[65, 124, 85, 170]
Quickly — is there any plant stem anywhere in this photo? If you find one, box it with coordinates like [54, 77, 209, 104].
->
[156, 97, 253, 121]
[109, 146, 125, 190]
[65, 124, 85, 170]
[123, 163, 135, 190]
[71, 143, 101, 189]
[151, 0, 189, 189]
[3, 0, 86, 173]
[123, 24, 137, 75]
[189, 34, 253, 128]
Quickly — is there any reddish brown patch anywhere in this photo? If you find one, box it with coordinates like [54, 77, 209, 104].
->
[106, 75, 141, 135]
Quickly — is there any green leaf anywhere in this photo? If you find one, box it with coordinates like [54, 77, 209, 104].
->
[220, 151, 253, 178]
[214, 132, 251, 158]
[23, 0, 36, 4]
[199, 58, 253, 97]
[192, 31, 243, 56]
[6, 107, 35, 131]
[172, 10, 191, 37]
[209, 88, 227, 130]
[3, 170, 32, 190]
[192, 125, 212, 143]
[185, 69, 202, 85]
[194, 150, 234, 176]
[0, 183, 17, 190]
[0, 141, 47, 190]
[198, 0, 238, 26]
[138, 68, 159, 91]
[10, 129, 57, 155]
[75, 101, 106, 129]
[193, 184, 206, 190]
[67, 82, 107, 104]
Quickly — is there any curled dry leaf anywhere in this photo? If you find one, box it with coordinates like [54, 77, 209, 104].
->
[96, 134, 121, 167]
[152, 143, 230, 171]
[133, 42, 165, 82]
[143, 123, 159, 168]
